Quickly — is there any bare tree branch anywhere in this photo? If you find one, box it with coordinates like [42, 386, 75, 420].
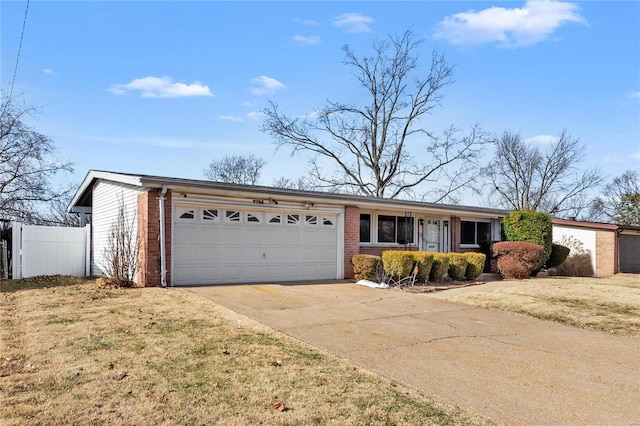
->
[1, 92, 74, 223]
[486, 130, 603, 217]
[262, 30, 488, 200]
[203, 154, 266, 185]
[590, 169, 640, 225]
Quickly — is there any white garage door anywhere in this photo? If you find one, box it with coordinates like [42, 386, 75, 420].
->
[172, 204, 339, 285]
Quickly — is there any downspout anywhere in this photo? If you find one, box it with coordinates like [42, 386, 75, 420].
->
[159, 185, 168, 287]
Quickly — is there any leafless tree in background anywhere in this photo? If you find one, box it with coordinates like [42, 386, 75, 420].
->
[272, 175, 318, 191]
[486, 130, 602, 217]
[262, 30, 489, 201]
[1, 93, 73, 223]
[590, 169, 640, 225]
[203, 154, 266, 185]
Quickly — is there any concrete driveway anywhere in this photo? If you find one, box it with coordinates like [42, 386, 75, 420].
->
[187, 282, 640, 425]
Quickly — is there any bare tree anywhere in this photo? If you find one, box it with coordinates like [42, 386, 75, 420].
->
[262, 30, 489, 200]
[1, 93, 73, 222]
[590, 169, 640, 225]
[101, 195, 139, 287]
[272, 175, 317, 191]
[203, 154, 266, 185]
[486, 130, 602, 217]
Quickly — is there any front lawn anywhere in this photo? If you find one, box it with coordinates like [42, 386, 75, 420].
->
[447, 274, 640, 338]
[0, 277, 488, 425]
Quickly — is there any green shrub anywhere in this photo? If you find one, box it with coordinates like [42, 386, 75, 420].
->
[351, 254, 382, 281]
[429, 253, 450, 282]
[411, 252, 434, 282]
[381, 251, 415, 280]
[492, 241, 544, 280]
[546, 244, 570, 268]
[447, 253, 468, 280]
[503, 210, 553, 266]
[464, 252, 486, 280]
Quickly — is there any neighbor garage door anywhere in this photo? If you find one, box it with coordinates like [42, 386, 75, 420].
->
[172, 204, 339, 285]
[619, 234, 640, 273]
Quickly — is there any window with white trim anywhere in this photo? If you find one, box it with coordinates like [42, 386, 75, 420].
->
[225, 210, 241, 222]
[287, 214, 300, 225]
[177, 208, 195, 220]
[322, 217, 335, 226]
[202, 209, 219, 222]
[267, 213, 282, 224]
[360, 213, 414, 244]
[305, 215, 318, 225]
[246, 212, 262, 223]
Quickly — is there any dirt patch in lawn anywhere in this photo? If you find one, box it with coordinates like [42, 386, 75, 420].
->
[0, 277, 489, 426]
[445, 274, 640, 338]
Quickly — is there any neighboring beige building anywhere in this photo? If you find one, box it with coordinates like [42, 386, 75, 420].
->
[552, 219, 640, 276]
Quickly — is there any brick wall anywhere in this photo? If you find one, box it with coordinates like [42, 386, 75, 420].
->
[595, 230, 617, 276]
[343, 206, 360, 279]
[136, 189, 172, 287]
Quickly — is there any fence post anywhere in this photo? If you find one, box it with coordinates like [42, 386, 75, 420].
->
[84, 224, 91, 277]
[11, 222, 22, 279]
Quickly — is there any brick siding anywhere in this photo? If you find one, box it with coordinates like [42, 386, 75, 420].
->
[136, 189, 172, 287]
[595, 230, 617, 276]
[343, 206, 360, 279]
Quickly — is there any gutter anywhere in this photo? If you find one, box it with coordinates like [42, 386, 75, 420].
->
[159, 185, 168, 287]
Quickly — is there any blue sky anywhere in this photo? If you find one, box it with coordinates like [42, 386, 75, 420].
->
[2, 1, 639, 206]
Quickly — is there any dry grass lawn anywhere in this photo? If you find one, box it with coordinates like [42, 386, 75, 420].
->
[1, 277, 488, 426]
[447, 274, 640, 338]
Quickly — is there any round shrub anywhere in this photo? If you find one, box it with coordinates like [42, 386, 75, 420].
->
[429, 253, 450, 282]
[351, 254, 382, 281]
[492, 241, 544, 280]
[503, 210, 553, 266]
[464, 252, 486, 280]
[546, 244, 570, 268]
[447, 252, 468, 280]
[381, 251, 415, 280]
[411, 251, 434, 282]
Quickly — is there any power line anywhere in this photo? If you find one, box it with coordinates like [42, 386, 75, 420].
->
[8, 0, 30, 100]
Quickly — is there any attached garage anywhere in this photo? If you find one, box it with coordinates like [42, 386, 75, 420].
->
[172, 203, 340, 285]
[619, 233, 640, 273]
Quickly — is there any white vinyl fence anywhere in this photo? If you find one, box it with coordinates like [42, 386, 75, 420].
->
[12, 222, 90, 279]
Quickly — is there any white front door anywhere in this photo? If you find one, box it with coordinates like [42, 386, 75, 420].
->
[423, 219, 440, 252]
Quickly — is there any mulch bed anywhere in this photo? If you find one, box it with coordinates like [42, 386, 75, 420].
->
[399, 279, 486, 293]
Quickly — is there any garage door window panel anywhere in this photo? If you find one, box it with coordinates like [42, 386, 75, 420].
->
[246, 212, 262, 223]
[267, 213, 282, 224]
[177, 208, 196, 221]
[305, 215, 318, 226]
[225, 210, 241, 223]
[202, 209, 219, 222]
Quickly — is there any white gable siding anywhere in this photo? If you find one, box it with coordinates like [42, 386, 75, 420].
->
[552, 225, 597, 274]
[91, 180, 143, 277]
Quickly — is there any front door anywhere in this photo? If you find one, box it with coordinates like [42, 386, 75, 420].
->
[423, 219, 440, 252]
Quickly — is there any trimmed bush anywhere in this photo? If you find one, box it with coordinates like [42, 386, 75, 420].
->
[429, 253, 450, 282]
[351, 254, 382, 281]
[411, 252, 434, 282]
[546, 244, 570, 268]
[464, 252, 486, 280]
[492, 241, 544, 280]
[447, 253, 468, 280]
[503, 210, 553, 266]
[381, 251, 415, 280]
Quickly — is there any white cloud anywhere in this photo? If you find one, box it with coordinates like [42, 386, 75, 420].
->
[43, 68, 56, 75]
[295, 18, 320, 26]
[333, 13, 374, 33]
[217, 115, 243, 122]
[434, 0, 586, 47]
[293, 34, 321, 45]
[631, 151, 640, 160]
[217, 112, 264, 122]
[524, 134, 559, 144]
[250, 76, 286, 95]
[626, 90, 640, 99]
[108, 75, 213, 98]
[246, 111, 265, 120]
